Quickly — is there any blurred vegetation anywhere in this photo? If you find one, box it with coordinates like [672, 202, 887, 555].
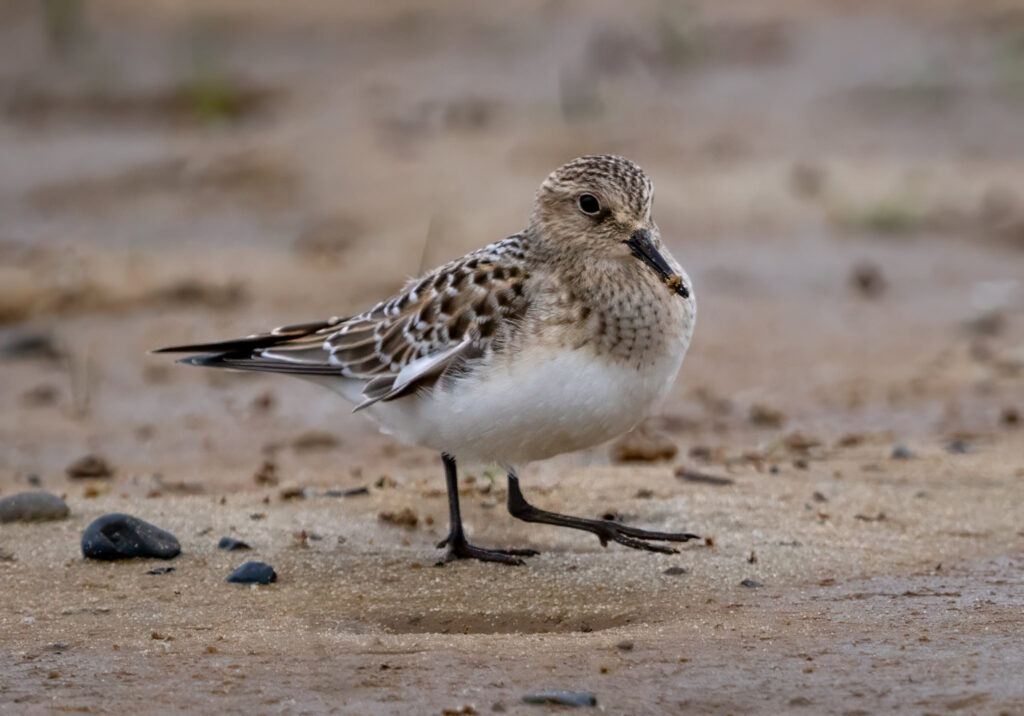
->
[41, 0, 86, 58]
[830, 197, 928, 235]
[996, 29, 1024, 99]
[183, 23, 250, 125]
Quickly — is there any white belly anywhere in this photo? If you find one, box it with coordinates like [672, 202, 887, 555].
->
[349, 339, 689, 466]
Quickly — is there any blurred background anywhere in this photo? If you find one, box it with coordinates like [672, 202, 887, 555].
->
[2, 0, 1023, 489]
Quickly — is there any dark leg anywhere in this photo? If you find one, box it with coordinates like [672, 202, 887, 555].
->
[507, 473, 699, 554]
[436, 454, 539, 565]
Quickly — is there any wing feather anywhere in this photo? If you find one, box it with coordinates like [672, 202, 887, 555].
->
[153, 235, 531, 408]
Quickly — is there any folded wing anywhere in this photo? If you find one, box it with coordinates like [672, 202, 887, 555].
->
[154, 244, 529, 410]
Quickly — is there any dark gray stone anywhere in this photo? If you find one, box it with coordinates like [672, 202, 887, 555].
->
[522, 691, 597, 707]
[891, 444, 916, 460]
[81, 514, 180, 560]
[0, 492, 69, 523]
[227, 561, 276, 585]
[217, 537, 251, 551]
[740, 579, 764, 588]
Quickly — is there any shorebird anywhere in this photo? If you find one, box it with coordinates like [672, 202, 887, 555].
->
[156, 155, 698, 564]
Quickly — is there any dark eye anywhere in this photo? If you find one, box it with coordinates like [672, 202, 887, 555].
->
[578, 194, 600, 215]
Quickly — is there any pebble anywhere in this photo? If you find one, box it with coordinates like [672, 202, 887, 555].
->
[1, 331, 62, 361]
[227, 561, 277, 585]
[81, 514, 181, 560]
[891, 444, 916, 460]
[740, 579, 764, 588]
[609, 427, 677, 463]
[324, 486, 370, 498]
[0, 491, 69, 523]
[850, 261, 886, 298]
[675, 468, 734, 486]
[749, 403, 786, 428]
[522, 691, 597, 708]
[378, 507, 418, 528]
[663, 566, 688, 576]
[291, 430, 339, 451]
[946, 439, 971, 454]
[66, 454, 113, 479]
[218, 536, 251, 551]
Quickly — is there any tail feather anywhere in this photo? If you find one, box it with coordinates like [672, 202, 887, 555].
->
[153, 318, 349, 377]
[176, 352, 344, 376]
[152, 318, 346, 356]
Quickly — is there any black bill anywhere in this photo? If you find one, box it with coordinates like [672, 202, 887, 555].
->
[624, 229, 689, 298]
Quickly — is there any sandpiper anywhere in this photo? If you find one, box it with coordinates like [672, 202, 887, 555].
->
[157, 155, 698, 564]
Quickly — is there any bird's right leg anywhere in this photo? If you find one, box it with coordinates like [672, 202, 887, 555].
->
[436, 454, 539, 565]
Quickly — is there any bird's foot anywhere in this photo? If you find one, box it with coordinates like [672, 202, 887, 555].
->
[507, 475, 699, 554]
[584, 520, 701, 554]
[437, 533, 540, 565]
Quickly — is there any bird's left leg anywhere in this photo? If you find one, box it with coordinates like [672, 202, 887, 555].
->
[506, 472, 699, 553]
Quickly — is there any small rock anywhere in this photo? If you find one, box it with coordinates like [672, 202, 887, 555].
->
[675, 468, 734, 486]
[687, 445, 714, 462]
[891, 444, 916, 460]
[146, 567, 175, 575]
[854, 512, 886, 522]
[0, 492, 69, 523]
[291, 430, 339, 451]
[378, 507, 418, 528]
[662, 566, 687, 576]
[217, 537, 251, 551]
[615, 640, 634, 651]
[836, 433, 865, 448]
[749, 403, 786, 428]
[783, 432, 821, 453]
[1002, 407, 1020, 426]
[324, 486, 370, 498]
[946, 439, 971, 454]
[850, 261, 886, 298]
[251, 391, 275, 412]
[278, 484, 304, 500]
[740, 579, 763, 588]
[81, 514, 180, 561]
[66, 454, 113, 479]
[0, 331, 62, 361]
[610, 426, 677, 463]
[521, 691, 597, 708]
[227, 561, 276, 585]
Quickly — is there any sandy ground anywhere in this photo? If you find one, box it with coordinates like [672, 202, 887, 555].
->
[2, 1, 1024, 713]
